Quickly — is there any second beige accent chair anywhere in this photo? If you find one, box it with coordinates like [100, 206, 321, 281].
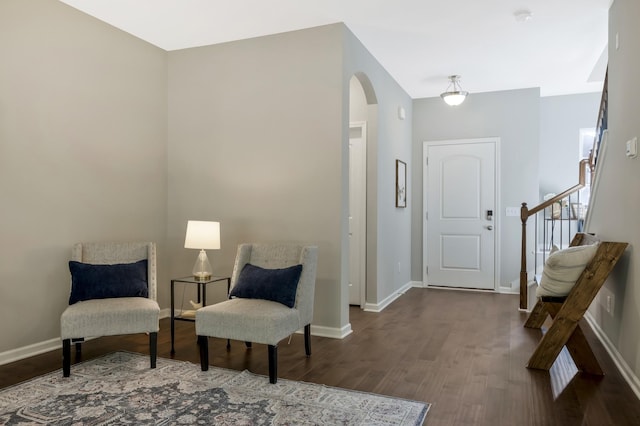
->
[196, 243, 318, 384]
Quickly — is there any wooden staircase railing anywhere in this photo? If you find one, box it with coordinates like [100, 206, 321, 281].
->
[519, 160, 589, 309]
[519, 68, 608, 310]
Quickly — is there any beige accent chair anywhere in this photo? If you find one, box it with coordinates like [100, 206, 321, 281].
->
[196, 243, 318, 383]
[60, 242, 160, 377]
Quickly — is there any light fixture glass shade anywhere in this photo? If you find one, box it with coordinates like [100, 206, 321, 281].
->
[441, 92, 468, 106]
[184, 220, 220, 280]
[440, 75, 469, 106]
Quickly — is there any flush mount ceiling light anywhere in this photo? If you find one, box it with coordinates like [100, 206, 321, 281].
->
[514, 9, 533, 23]
[440, 75, 468, 106]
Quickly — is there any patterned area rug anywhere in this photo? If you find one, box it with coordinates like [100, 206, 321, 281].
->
[0, 352, 429, 425]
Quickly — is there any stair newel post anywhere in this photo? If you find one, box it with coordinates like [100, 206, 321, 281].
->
[520, 202, 529, 310]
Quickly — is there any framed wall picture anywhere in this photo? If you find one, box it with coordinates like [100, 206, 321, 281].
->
[396, 159, 406, 208]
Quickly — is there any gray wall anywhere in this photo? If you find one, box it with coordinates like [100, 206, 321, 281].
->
[166, 24, 414, 333]
[539, 93, 601, 194]
[166, 25, 345, 330]
[0, 3, 414, 357]
[0, 0, 168, 353]
[586, 0, 640, 380]
[343, 29, 414, 309]
[412, 89, 540, 289]
[2, 0, 616, 374]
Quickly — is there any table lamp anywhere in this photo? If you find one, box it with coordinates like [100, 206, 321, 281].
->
[184, 220, 220, 280]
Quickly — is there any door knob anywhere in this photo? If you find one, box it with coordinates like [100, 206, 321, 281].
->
[486, 225, 493, 230]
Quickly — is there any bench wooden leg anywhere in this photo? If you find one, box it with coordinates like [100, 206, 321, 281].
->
[527, 316, 579, 371]
[527, 302, 602, 374]
[565, 324, 603, 375]
[524, 299, 548, 329]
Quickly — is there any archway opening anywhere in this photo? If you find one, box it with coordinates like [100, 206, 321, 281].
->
[348, 72, 378, 316]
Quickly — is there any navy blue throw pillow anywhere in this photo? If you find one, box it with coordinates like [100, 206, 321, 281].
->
[68, 259, 148, 305]
[230, 263, 303, 308]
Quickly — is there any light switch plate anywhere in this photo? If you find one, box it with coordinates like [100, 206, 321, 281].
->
[506, 207, 520, 217]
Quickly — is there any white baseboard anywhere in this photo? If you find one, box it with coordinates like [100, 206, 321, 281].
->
[410, 280, 425, 288]
[0, 338, 61, 366]
[584, 312, 640, 400]
[310, 324, 352, 339]
[363, 281, 413, 312]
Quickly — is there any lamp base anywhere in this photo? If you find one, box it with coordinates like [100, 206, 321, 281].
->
[192, 249, 213, 281]
[192, 273, 212, 281]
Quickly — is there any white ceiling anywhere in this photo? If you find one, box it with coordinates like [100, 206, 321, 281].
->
[58, 0, 611, 99]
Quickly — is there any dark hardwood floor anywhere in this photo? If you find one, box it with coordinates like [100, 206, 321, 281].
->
[2, 288, 640, 425]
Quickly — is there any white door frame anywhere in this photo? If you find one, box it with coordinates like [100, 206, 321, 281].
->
[422, 137, 501, 291]
[349, 121, 367, 307]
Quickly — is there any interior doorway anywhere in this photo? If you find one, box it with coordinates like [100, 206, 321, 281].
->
[345, 72, 377, 328]
[349, 122, 366, 306]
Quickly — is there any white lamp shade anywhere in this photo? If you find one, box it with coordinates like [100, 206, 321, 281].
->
[184, 221, 220, 250]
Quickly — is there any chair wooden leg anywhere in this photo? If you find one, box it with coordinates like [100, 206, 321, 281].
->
[197, 335, 209, 371]
[72, 338, 83, 356]
[62, 339, 71, 377]
[304, 324, 311, 357]
[524, 299, 548, 329]
[149, 332, 157, 369]
[268, 345, 278, 384]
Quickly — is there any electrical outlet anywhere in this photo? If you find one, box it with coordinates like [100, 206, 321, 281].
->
[626, 137, 637, 158]
[600, 287, 615, 316]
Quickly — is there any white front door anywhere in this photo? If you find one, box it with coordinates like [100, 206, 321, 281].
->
[349, 122, 367, 305]
[424, 139, 497, 290]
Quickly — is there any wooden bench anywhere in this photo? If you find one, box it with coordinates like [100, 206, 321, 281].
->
[524, 233, 628, 375]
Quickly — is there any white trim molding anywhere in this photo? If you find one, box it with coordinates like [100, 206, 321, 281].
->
[310, 324, 352, 339]
[0, 338, 61, 366]
[363, 281, 413, 312]
[585, 311, 640, 400]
